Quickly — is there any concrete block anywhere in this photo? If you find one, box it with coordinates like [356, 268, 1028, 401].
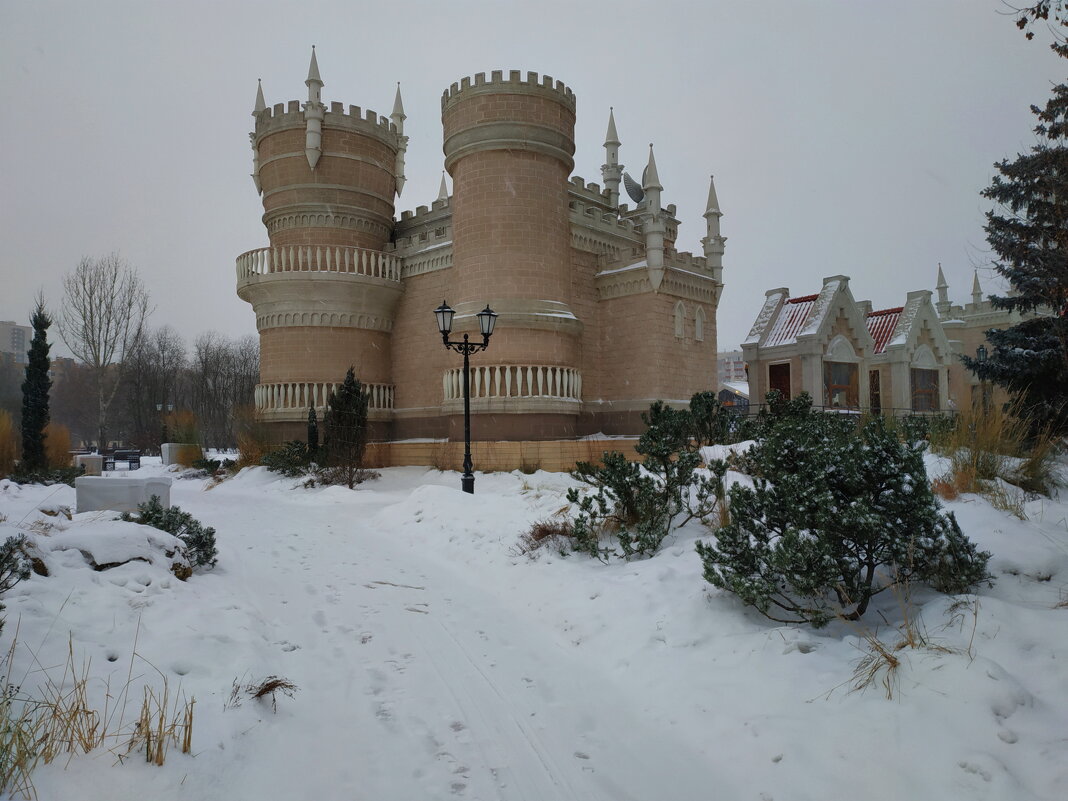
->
[74, 454, 104, 476]
[75, 476, 172, 514]
[162, 443, 202, 466]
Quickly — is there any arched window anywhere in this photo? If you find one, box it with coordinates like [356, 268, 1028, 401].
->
[674, 301, 686, 339]
[694, 306, 706, 342]
[823, 334, 859, 408]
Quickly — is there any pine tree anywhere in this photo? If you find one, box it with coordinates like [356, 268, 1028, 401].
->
[323, 367, 368, 489]
[963, 57, 1068, 433]
[695, 396, 990, 627]
[307, 405, 319, 455]
[20, 298, 52, 472]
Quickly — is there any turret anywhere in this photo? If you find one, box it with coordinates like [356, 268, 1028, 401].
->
[701, 174, 725, 284]
[971, 270, 983, 308]
[391, 83, 408, 196]
[935, 263, 951, 316]
[601, 107, 623, 208]
[250, 79, 265, 193]
[303, 47, 325, 168]
[642, 144, 665, 289]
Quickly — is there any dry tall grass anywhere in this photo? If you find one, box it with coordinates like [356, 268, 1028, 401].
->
[233, 405, 272, 469]
[43, 423, 71, 469]
[930, 399, 1060, 506]
[0, 411, 16, 478]
[1, 630, 195, 799]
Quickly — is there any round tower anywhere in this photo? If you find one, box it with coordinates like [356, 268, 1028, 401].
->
[237, 50, 404, 439]
[441, 70, 582, 438]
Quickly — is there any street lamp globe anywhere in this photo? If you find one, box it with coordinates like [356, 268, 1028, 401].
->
[477, 305, 498, 337]
[434, 301, 455, 337]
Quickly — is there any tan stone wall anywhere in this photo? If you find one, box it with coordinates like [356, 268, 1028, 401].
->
[365, 438, 640, 472]
[257, 127, 396, 250]
[450, 150, 573, 304]
[598, 293, 716, 401]
[391, 267, 455, 411]
[259, 326, 393, 385]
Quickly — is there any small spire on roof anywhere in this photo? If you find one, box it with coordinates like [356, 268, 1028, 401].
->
[972, 270, 983, 306]
[935, 262, 951, 316]
[306, 46, 323, 87]
[642, 143, 662, 192]
[392, 83, 406, 122]
[604, 107, 620, 147]
[253, 78, 266, 115]
[705, 174, 720, 216]
[438, 171, 449, 202]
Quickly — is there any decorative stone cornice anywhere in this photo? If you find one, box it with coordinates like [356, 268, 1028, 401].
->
[263, 207, 394, 241]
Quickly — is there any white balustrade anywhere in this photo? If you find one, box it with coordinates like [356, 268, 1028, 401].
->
[237, 246, 402, 282]
[255, 382, 394, 412]
[443, 365, 582, 402]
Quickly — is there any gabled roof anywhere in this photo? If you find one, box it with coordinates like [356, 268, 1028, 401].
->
[764, 294, 819, 347]
[866, 307, 903, 354]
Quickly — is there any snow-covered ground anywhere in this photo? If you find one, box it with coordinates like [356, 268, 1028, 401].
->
[1, 455, 1066, 801]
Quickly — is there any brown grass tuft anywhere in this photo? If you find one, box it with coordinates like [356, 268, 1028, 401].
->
[43, 423, 71, 469]
[0, 411, 16, 478]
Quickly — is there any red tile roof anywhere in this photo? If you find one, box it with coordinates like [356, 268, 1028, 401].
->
[867, 307, 903, 354]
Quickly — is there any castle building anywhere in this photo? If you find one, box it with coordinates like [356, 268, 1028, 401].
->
[237, 51, 723, 453]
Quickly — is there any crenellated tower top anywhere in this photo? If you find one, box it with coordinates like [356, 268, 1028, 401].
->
[441, 70, 576, 113]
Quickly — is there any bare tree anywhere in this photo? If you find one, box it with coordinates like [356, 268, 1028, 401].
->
[58, 254, 151, 450]
[186, 332, 259, 449]
[122, 325, 186, 451]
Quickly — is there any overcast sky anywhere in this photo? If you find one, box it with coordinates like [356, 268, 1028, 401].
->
[0, 1, 1062, 361]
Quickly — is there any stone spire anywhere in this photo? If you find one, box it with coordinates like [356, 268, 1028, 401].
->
[701, 175, 725, 284]
[392, 83, 408, 196]
[250, 79, 265, 193]
[935, 262, 951, 316]
[642, 143, 666, 290]
[303, 46, 326, 169]
[306, 47, 323, 94]
[391, 83, 406, 131]
[253, 78, 266, 115]
[438, 171, 449, 202]
[642, 142, 663, 194]
[600, 107, 623, 209]
[971, 270, 983, 308]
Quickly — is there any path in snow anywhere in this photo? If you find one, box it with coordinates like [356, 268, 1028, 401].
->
[168, 473, 731, 801]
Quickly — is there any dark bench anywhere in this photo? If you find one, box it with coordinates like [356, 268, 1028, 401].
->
[104, 450, 142, 471]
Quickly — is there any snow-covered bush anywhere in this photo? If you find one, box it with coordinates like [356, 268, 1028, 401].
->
[696, 395, 991, 627]
[123, 496, 218, 569]
[0, 535, 31, 637]
[568, 398, 728, 560]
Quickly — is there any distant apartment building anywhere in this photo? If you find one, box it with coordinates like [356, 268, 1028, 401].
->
[0, 321, 31, 365]
[717, 350, 747, 386]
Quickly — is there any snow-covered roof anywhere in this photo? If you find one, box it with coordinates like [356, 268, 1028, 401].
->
[764, 293, 819, 347]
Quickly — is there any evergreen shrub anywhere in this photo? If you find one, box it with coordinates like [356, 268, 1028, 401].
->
[567, 394, 729, 560]
[695, 394, 991, 627]
[123, 496, 218, 570]
[260, 441, 313, 477]
[0, 535, 31, 638]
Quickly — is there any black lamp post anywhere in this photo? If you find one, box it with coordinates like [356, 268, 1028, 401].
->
[434, 301, 498, 493]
